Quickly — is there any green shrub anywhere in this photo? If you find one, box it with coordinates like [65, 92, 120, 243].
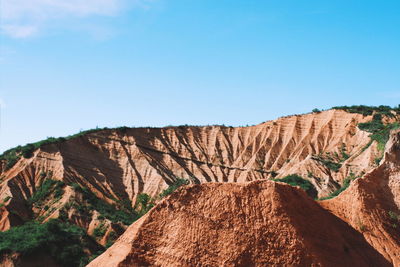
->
[358, 119, 385, 133]
[332, 105, 397, 116]
[374, 156, 383, 165]
[273, 174, 317, 198]
[319, 173, 358, 200]
[105, 231, 117, 248]
[312, 155, 342, 172]
[159, 178, 189, 198]
[0, 219, 100, 267]
[340, 144, 350, 161]
[388, 211, 399, 221]
[2, 151, 19, 170]
[270, 171, 278, 178]
[358, 114, 400, 152]
[135, 193, 154, 216]
[72, 185, 138, 225]
[92, 224, 106, 239]
[28, 179, 65, 206]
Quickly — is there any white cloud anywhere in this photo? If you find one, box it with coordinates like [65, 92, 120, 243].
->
[1, 25, 38, 38]
[0, 0, 151, 38]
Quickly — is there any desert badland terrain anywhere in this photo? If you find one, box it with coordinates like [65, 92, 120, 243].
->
[0, 106, 399, 266]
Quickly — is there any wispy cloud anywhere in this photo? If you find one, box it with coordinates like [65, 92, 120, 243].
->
[0, 0, 153, 38]
[1, 25, 38, 38]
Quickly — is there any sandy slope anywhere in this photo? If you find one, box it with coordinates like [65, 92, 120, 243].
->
[88, 180, 389, 267]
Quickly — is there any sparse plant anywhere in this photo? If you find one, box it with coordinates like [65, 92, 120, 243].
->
[319, 173, 359, 200]
[93, 223, 107, 239]
[270, 171, 278, 178]
[71, 183, 139, 225]
[312, 155, 342, 172]
[28, 179, 65, 207]
[135, 193, 154, 216]
[159, 178, 189, 198]
[273, 174, 317, 198]
[388, 211, 399, 221]
[357, 111, 400, 152]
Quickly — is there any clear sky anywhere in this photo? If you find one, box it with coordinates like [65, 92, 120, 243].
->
[0, 0, 399, 153]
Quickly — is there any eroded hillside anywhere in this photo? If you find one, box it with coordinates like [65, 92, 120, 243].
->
[0, 106, 399, 266]
[88, 180, 391, 267]
[90, 129, 400, 267]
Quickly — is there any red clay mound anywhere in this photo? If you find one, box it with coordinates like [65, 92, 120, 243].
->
[88, 180, 389, 267]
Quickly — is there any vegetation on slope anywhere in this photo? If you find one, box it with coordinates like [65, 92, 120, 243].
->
[0, 177, 191, 266]
[70, 183, 139, 225]
[358, 114, 400, 152]
[0, 127, 129, 171]
[388, 211, 400, 229]
[311, 151, 346, 172]
[159, 178, 189, 198]
[332, 105, 400, 116]
[134, 178, 189, 216]
[318, 173, 360, 200]
[273, 174, 317, 198]
[28, 178, 65, 207]
[0, 219, 102, 267]
[314, 156, 342, 172]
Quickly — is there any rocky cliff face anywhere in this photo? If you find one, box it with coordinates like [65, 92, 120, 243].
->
[0, 108, 398, 266]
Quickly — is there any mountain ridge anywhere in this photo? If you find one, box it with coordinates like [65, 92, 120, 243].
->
[0, 105, 399, 266]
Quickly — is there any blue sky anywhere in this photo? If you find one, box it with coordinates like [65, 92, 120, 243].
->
[0, 0, 399, 152]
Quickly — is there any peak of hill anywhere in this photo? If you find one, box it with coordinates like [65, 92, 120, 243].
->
[0, 106, 399, 266]
[88, 180, 390, 267]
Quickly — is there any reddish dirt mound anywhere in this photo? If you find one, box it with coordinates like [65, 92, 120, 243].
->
[88, 180, 389, 267]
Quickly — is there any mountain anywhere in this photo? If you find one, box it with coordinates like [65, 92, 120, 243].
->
[0, 106, 399, 266]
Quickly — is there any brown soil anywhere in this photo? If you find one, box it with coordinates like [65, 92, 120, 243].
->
[88, 180, 390, 267]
